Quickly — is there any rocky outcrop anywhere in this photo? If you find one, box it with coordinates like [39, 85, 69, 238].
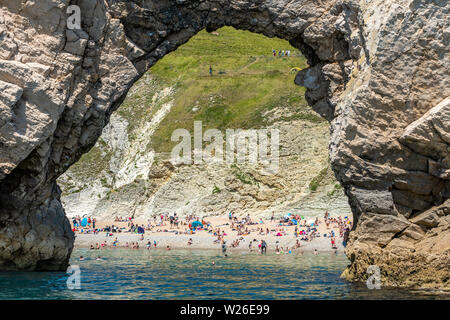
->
[0, 0, 448, 289]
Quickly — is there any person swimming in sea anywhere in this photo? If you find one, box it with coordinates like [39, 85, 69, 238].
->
[96, 256, 103, 261]
[221, 240, 227, 255]
[79, 256, 84, 261]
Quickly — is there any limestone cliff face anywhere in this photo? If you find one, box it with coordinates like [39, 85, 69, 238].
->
[59, 101, 349, 220]
[0, 0, 448, 288]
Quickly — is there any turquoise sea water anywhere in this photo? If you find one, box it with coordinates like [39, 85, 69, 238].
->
[0, 248, 446, 300]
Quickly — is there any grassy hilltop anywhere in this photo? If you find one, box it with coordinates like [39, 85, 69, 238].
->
[118, 26, 322, 153]
[61, 27, 349, 219]
[68, 26, 326, 181]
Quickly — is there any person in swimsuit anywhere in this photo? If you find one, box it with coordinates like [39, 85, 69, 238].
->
[260, 240, 267, 254]
[221, 240, 227, 255]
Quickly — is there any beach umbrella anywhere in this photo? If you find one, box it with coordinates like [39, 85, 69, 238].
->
[292, 219, 298, 225]
[191, 221, 203, 229]
[81, 217, 88, 227]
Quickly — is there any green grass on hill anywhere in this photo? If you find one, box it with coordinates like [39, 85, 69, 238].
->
[66, 27, 324, 180]
[61, 27, 339, 198]
[147, 26, 322, 153]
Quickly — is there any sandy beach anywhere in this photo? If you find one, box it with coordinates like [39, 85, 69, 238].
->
[73, 214, 351, 253]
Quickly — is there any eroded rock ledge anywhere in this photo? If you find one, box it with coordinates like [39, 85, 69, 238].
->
[0, 0, 448, 288]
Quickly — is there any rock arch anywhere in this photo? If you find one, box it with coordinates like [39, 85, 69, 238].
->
[0, 0, 448, 288]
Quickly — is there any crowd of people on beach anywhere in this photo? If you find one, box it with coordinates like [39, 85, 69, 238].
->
[73, 210, 352, 256]
[72, 216, 96, 230]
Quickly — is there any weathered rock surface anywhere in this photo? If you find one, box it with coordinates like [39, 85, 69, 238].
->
[0, 0, 448, 289]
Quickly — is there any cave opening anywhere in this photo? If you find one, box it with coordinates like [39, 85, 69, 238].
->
[58, 26, 352, 243]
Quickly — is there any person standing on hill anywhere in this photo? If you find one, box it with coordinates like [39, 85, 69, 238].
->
[209, 65, 213, 76]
